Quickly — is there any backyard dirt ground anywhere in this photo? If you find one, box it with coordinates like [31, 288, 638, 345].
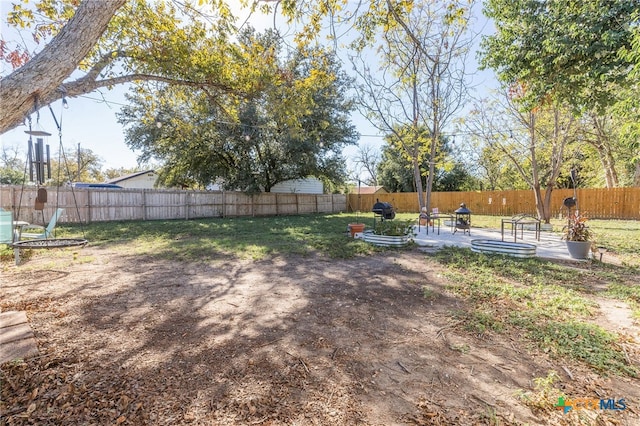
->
[1, 246, 639, 425]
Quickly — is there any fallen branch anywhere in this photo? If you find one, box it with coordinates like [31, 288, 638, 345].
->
[397, 361, 411, 374]
[436, 321, 462, 339]
[561, 366, 574, 380]
[299, 358, 310, 373]
[621, 345, 632, 365]
[471, 393, 495, 408]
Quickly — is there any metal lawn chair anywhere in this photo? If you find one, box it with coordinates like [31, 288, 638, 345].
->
[20, 208, 65, 240]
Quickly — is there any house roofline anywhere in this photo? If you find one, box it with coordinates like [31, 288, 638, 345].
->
[106, 169, 155, 184]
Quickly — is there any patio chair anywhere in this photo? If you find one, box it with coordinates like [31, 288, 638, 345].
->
[20, 208, 64, 240]
[0, 209, 14, 244]
[1, 209, 22, 264]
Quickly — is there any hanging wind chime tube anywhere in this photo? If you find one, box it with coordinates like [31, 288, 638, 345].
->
[24, 110, 52, 186]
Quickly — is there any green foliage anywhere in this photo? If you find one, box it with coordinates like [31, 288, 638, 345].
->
[0, 145, 26, 185]
[515, 371, 563, 410]
[48, 146, 105, 185]
[118, 29, 356, 191]
[0, 167, 24, 185]
[436, 246, 637, 376]
[377, 139, 477, 192]
[373, 219, 414, 236]
[528, 321, 634, 376]
[36, 213, 385, 261]
[466, 98, 566, 190]
[349, 0, 472, 209]
[562, 211, 594, 242]
[377, 143, 418, 192]
[480, 0, 640, 111]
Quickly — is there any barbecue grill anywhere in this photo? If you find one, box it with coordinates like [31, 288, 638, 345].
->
[454, 203, 471, 235]
[372, 199, 395, 227]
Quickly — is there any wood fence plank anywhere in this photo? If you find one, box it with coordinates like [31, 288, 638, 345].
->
[347, 188, 640, 219]
[2, 187, 346, 222]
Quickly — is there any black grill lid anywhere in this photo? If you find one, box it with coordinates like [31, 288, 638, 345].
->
[454, 203, 471, 214]
[372, 201, 393, 211]
[563, 197, 576, 208]
[372, 199, 395, 219]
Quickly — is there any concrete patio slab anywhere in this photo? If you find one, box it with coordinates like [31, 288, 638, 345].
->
[0, 311, 39, 364]
[411, 225, 585, 261]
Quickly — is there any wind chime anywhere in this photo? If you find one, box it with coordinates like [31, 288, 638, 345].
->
[24, 103, 52, 215]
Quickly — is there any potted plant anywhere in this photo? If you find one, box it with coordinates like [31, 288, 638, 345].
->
[562, 210, 594, 259]
[363, 219, 415, 247]
[348, 223, 365, 237]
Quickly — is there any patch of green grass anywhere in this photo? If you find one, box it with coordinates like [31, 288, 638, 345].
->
[465, 308, 505, 334]
[436, 246, 636, 377]
[41, 213, 402, 261]
[515, 371, 563, 411]
[422, 286, 437, 300]
[606, 283, 640, 303]
[528, 321, 635, 376]
[450, 343, 471, 354]
[436, 246, 592, 290]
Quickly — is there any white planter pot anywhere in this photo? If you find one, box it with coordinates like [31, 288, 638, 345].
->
[363, 233, 410, 247]
[566, 240, 592, 259]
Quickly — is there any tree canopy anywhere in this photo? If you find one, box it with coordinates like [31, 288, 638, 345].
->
[4, 0, 640, 191]
[377, 135, 476, 193]
[0, 0, 427, 134]
[480, 0, 640, 111]
[117, 30, 357, 191]
[0, 0, 244, 133]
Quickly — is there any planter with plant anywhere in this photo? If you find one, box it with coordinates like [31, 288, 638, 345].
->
[363, 219, 415, 247]
[562, 211, 594, 259]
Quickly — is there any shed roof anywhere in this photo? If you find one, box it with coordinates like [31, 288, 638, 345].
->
[352, 186, 388, 194]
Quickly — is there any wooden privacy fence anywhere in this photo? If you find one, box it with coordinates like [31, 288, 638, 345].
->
[348, 188, 640, 220]
[0, 186, 347, 224]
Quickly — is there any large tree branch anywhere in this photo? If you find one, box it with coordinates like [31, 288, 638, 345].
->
[0, 0, 127, 133]
[61, 73, 238, 100]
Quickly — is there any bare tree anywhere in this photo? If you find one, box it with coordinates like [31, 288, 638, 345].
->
[350, 1, 471, 210]
[352, 144, 380, 186]
[0, 144, 26, 184]
[465, 90, 575, 223]
[577, 113, 620, 188]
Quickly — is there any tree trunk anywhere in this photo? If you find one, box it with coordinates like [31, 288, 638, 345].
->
[589, 115, 619, 188]
[413, 158, 424, 210]
[598, 143, 619, 188]
[542, 183, 553, 222]
[425, 137, 436, 213]
[533, 184, 547, 222]
[528, 112, 550, 222]
[0, 0, 126, 133]
[634, 162, 640, 187]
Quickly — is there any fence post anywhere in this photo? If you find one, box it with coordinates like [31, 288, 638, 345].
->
[185, 191, 190, 220]
[142, 189, 147, 221]
[87, 189, 92, 224]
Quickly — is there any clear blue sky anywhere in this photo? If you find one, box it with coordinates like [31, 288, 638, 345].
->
[1, 2, 497, 178]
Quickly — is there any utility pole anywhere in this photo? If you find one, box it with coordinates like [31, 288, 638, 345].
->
[77, 143, 81, 181]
